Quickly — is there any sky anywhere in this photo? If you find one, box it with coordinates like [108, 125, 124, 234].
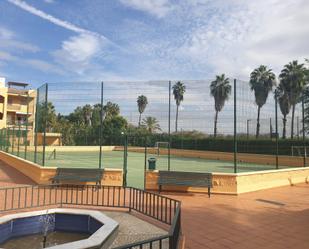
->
[0, 0, 308, 86]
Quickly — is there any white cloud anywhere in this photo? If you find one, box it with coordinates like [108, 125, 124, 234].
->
[119, 0, 172, 18]
[44, 0, 55, 3]
[0, 27, 14, 39]
[25, 59, 65, 74]
[6, 0, 109, 42]
[52, 33, 104, 74]
[171, 0, 309, 79]
[0, 50, 65, 75]
[0, 26, 39, 52]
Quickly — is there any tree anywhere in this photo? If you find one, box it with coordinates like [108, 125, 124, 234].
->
[249, 65, 276, 138]
[210, 74, 231, 137]
[103, 101, 120, 119]
[36, 102, 57, 132]
[279, 60, 307, 138]
[275, 86, 291, 139]
[172, 81, 186, 132]
[137, 95, 148, 127]
[141, 116, 161, 133]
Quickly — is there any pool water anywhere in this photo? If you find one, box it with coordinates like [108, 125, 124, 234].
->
[1, 231, 89, 249]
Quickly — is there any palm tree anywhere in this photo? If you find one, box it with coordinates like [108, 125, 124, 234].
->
[249, 65, 276, 138]
[141, 116, 161, 133]
[172, 81, 186, 132]
[137, 95, 148, 127]
[276, 86, 291, 139]
[103, 101, 120, 119]
[83, 105, 93, 126]
[279, 60, 307, 139]
[210, 74, 231, 137]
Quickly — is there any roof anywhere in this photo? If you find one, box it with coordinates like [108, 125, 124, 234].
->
[7, 82, 29, 88]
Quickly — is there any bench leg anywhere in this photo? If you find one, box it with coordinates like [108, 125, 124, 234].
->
[208, 187, 211, 198]
[159, 185, 162, 194]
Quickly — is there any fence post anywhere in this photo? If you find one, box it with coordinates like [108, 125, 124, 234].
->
[144, 136, 148, 190]
[233, 79, 237, 173]
[34, 87, 40, 163]
[42, 84, 48, 166]
[275, 90, 279, 169]
[25, 92, 29, 159]
[123, 133, 128, 187]
[6, 128, 9, 152]
[168, 81, 171, 171]
[99, 81, 104, 169]
[11, 126, 15, 154]
[17, 123, 21, 157]
[302, 94, 306, 167]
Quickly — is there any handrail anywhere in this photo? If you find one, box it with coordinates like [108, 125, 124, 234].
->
[0, 184, 181, 249]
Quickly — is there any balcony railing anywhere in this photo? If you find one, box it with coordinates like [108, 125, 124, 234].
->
[7, 88, 29, 95]
[7, 104, 21, 111]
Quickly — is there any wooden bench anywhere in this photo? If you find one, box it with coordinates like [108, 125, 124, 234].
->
[158, 171, 213, 197]
[51, 168, 103, 186]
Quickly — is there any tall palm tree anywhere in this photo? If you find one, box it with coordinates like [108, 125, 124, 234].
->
[249, 65, 276, 138]
[141, 116, 161, 133]
[276, 86, 291, 139]
[137, 95, 148, 127]
[210, 74, 231, 137]
[279, 60, 307, 139]
[172, 81, 186, 132]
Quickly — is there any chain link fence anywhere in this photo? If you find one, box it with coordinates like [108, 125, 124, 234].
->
[0, 80, 307, 187]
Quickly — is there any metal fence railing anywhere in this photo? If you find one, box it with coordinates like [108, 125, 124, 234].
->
[0, 184, 181, 249]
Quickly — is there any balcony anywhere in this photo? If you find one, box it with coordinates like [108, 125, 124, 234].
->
[7, 104, 31, 114]
[6, 121, 33, 130]
[7, 103, 21, 111]
[7, 88, 29, 96]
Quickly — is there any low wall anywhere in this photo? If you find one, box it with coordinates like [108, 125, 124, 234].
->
[117, 146, 305, 167]
[0, 151, 122, 186]
[145, 167, 309, 195]
[26, 146, 116, 152]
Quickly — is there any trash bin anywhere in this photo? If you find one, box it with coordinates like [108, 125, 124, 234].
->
[148, 157, 157, 170]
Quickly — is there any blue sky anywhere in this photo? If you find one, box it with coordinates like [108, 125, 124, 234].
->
[0, 0, 308, 87]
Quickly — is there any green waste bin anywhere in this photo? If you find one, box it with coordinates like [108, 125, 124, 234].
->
[148, 157, 157, 170]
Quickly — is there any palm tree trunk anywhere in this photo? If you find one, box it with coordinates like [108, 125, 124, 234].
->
[282, 115, 287, 139]
[214, 110, 218, 138]
[291, 104, 295, 139]
[138, 113, 141, 127]
[256, 106, 261, 138]
[175, 105, 179, 132]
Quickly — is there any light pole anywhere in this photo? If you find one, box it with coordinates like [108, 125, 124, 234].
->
[247, 119, 251, 140]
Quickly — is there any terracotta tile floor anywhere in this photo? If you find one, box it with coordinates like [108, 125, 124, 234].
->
[0, 160, 308, 249]
[166, 184, 309, 249]
[0, 160, 35, 187]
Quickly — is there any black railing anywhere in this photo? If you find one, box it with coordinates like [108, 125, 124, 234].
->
[0, 184, 181, 249]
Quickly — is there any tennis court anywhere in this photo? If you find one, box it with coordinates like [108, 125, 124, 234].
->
[23, 149, 283, 188]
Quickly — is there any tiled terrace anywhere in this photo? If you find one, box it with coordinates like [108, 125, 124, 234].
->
[1, 160, 308, 249]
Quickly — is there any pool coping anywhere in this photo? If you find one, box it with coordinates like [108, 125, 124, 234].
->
[0, 208, 119, 249]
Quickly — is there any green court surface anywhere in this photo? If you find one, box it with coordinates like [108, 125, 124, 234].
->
[22, 150, 283, 189]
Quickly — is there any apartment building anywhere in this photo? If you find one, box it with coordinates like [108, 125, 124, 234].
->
[0, 77, 36, 145]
